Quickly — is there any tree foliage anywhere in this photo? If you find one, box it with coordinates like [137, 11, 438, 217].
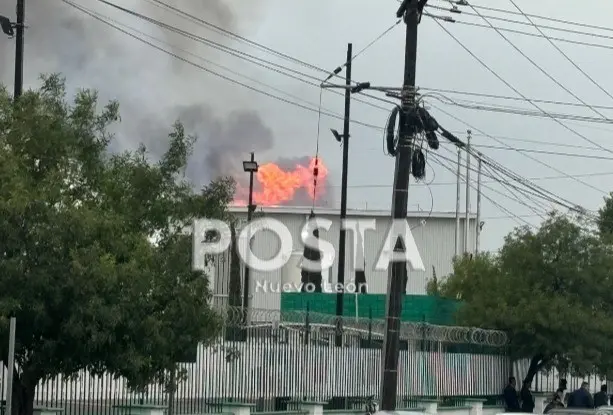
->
[598, 192, 613, 240]
[0, 76, 234, 415]
[431, 212, 613, 383]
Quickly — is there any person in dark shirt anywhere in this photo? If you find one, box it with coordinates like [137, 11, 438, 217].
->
[568, 382, 594, 408]
[504, 377, 520, 412]
[544, 393, 565, 414]
[594, 384, 608, 407]
[521, 380, 535, 413]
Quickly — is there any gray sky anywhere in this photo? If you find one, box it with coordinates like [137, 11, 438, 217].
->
[2, 0, 613, 252]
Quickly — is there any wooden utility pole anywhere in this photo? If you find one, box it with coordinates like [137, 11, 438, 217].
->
[380, 0, 423, 410]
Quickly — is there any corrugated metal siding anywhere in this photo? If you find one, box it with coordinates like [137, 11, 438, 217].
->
[221, 211, 476, 311]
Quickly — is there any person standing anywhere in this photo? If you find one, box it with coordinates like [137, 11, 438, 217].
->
[521, 380, 535, 413]
[557, 379, 568, 402]
[568, 382, 594, 408]
[594, 385, 608, 407]
[544, 393, 564, 414]
[504, 377, 520, 412]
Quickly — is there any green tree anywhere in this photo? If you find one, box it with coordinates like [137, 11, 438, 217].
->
[433, 212, 613, 384]
[598, 192, 613, 240]
[0, 76, 233, 415]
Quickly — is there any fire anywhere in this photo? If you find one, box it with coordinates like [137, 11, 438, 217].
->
[234, 157, 328, 206]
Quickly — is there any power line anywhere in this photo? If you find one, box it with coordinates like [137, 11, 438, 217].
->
[427, 2, 613, 44]
[67, 0, 604, 214]
[433, 149, 567, 213]
[431, 0, 613, 34]
[432, 96, 613, 125]
[425, 13, 613, 54]
[340, 170, 613, 189]
[430, 102, 606, 196]
[420, 86, 613, 111]
[466, 4, 610, 122]
[428, 153, 537, 228]
[62, 1, 386, 132]
[61, 1, 383, 130]
[145, 0, 400, 107]
[371, 141, 613, 161]
[431, 17, 613, 157]
[508, 0, 613, 103]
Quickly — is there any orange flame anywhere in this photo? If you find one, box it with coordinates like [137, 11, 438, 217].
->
[234, 157, 328, 206]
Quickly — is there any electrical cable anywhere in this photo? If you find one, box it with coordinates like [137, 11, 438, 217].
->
[433, 115, 598, 215]
[430, 95, 613, 125]
[432, 149, 562, 215]
[148, 0, 331, 76]
[439, 145, 551, 220]
[145, 0, 398, 111]
[430, 102, 607, 200]
[425, 14, 613, 58]
[428, 153, 536, 228]
[420, 87, 613, 112]
[442, 144, 613, 161]
[322, 19, 402, 82]
[466, 4, 610, 123]
[430, 0, 613, 35]
[340, 170, 613, 189]
[61, 0, 383, 132]
[507, 0, 613, 103]
[311, 89, 324, 212]
[67, 0, 603, 218]
[427, 2, 613, 44]
[431, 18, 613, 163]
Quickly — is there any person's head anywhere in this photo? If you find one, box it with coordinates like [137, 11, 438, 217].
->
[581, 382, 589, 390]
[509, 376, 516, 387]
[601, 385, 607, 393]
[560, 379, 567, 389]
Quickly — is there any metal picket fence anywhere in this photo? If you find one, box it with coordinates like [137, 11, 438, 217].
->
[0, 306, 510, 414]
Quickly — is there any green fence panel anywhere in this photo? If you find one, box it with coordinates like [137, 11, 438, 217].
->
[280, 293, 461, 325]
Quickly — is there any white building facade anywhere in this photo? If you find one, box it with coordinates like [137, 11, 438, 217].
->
[207, 206, 476, 311]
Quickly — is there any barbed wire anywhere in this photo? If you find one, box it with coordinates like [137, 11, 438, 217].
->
[217, 306, 509, 347]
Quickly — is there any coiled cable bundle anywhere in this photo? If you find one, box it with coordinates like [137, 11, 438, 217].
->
[384, 103, 463, 181]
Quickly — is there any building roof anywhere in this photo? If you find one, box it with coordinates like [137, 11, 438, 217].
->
[228, 205, 477, 220]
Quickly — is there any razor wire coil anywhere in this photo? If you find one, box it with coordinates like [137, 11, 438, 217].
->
[216, 305, 508, 347]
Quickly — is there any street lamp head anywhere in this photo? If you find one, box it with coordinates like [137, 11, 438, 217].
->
[0, 15, 14, 36]
[243, 160, 259, 173]
[330, 128, 342, 142]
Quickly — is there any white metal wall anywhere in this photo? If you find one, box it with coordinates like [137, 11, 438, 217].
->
[223, 209, 476, 311]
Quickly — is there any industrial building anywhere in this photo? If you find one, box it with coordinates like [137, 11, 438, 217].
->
[207, 206, 476, 312]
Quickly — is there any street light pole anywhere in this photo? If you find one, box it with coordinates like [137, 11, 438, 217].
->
[242, 153, 259, 313]
[0, 0, 25, 101]
[14, 0, 25, 100]
[334, 43, 352, 348]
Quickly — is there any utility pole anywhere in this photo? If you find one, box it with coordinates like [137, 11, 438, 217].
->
[242, 153, 259, 313]
[475, 156, 482, 255]
[335, 43, 352, 348]
[454, 147, 461, 257]
[380, 0, 421, 410]
[14, 0, 25, 99]
[463, 130, 471, 254]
